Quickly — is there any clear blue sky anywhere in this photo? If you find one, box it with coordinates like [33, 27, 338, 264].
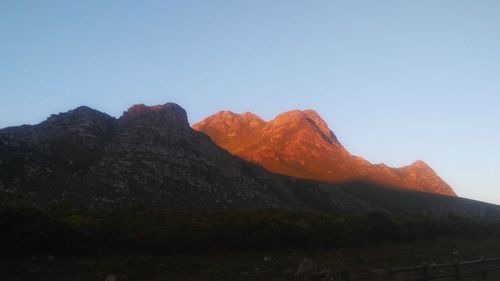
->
[1, 1, 499, 203]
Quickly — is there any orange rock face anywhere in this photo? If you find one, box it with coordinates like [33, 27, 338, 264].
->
[193, 110, 457, 197]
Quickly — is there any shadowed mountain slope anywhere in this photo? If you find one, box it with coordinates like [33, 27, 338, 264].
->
[193, 110, 456, 196]
[0, 103, 496, 217]
[0, 104, 372, 211]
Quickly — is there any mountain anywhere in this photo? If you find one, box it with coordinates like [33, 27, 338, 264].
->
[0, 103, 496, 217]
[0, 104, 374, 211]
[193, 110, 456, 196]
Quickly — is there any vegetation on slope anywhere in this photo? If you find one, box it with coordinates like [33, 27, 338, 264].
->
[2, 204, 500, 258]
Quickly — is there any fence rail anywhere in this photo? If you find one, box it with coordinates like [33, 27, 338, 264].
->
[389, 257, 500, 281]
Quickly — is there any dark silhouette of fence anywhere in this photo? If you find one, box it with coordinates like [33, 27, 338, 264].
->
[389, 257, 500, 281]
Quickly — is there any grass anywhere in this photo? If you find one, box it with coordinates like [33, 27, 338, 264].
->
[3, 238, 500, 281]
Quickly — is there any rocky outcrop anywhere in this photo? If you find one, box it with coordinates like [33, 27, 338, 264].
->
[193, 110, 456, 196]
[121, 103, 189, 128]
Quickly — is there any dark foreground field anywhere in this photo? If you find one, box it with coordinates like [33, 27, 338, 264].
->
[3, 238, 500, 281]
[3, 206, 500, 281]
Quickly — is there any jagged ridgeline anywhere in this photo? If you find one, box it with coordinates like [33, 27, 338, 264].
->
[0, 103, 498, 217]
[193, 110, 455, 196]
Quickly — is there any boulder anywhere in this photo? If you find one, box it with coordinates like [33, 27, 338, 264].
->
[105, 274, 117, 281]
[296, 258, 318, 276]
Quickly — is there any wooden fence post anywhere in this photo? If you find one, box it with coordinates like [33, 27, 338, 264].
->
[480, 256, 488, 280]
[454, 259, 461, 281]
[421, 261, 430, 281]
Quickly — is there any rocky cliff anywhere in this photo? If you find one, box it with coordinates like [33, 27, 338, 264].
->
[193, 110, 456, 196]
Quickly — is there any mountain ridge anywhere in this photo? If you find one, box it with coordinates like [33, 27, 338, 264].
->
[193, 109, 456, 196]
[2, 103, 495, 218]
[0, 103, 376, 211]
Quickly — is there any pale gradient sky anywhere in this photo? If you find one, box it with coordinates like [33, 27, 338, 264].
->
[1, 1, 499, 203]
